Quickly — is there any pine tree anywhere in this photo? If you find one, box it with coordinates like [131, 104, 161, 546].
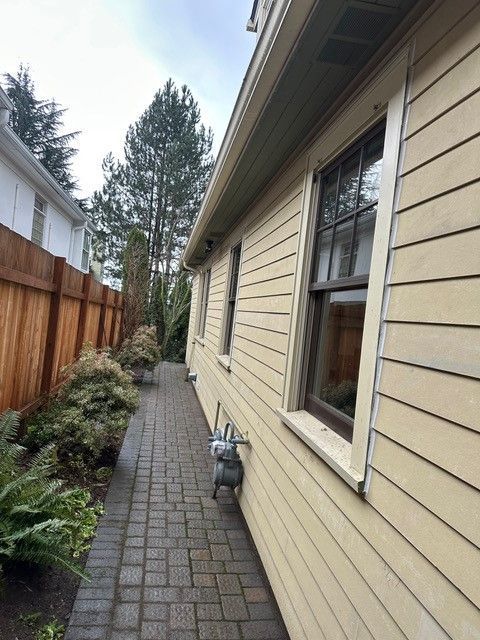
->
[92, 79, 214, 282]
[4, 65, 79, 193]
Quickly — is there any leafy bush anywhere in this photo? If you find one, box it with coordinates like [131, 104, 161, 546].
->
[0, 411, 101, 579]
[116, 325, 161, 371]
[25, 344, 139, 474]
[36, 619, 65, 640]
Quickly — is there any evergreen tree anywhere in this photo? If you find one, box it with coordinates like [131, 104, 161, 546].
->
[4, 65, 79, 193]
[122, 227, 149, 339]
[92, 79, 214, 283]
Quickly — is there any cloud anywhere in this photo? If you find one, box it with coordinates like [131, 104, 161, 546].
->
[0, 0, 254, 197]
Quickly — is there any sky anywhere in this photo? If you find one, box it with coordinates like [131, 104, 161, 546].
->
[0, 0, 256, 197]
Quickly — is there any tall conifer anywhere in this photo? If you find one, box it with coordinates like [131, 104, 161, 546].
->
[4, 65, 79, 193]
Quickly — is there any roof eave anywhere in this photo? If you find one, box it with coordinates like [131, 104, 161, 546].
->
[0, 124, 96, 232]
[183, 0, 315, 268]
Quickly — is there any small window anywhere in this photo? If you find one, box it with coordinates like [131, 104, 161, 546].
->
[198, 268, 211, 338]
[223, 243, 242, 355]
[31, 195, 46, 246]
[81, 230, 91, 271]
[304, 123, 385, 442]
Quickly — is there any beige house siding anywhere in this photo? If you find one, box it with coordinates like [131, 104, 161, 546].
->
[186, 2, 480, 638]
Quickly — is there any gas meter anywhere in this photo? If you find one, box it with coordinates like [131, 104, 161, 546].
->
[208, 422, 249, 499]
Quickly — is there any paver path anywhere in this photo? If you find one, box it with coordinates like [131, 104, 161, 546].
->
[66, 362, 289, 640]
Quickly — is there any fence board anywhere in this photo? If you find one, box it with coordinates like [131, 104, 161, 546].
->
[0, 223, 124, 414]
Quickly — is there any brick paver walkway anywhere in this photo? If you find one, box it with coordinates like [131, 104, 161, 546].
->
[66, 362, 289, 640]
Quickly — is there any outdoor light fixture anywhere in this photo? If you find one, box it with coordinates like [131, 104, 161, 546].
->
[205, 239, 214, 253]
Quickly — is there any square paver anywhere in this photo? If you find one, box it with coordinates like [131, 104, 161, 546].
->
[170, 603, 196, 629]
[221, 595, 249, 621]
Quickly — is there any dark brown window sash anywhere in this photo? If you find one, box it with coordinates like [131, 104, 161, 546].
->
[223, 243, 242, 355]
[303, 121, 386, 441]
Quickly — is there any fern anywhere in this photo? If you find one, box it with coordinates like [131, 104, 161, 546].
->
[0, 411, 101, 580]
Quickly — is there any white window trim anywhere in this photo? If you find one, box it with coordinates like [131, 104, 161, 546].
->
[278, 47, 410, 492]
[81, 228, 92, 272]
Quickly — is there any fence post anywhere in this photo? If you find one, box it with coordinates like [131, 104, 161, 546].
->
[75, 273, 92, 356]
[97, 284, 109, 348]
[40, 256, 66, 394]
[109, 290, 119, 347]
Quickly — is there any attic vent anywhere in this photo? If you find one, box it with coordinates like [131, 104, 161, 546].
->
[334, 6, 393, 42]
[318, 38, 369, 66]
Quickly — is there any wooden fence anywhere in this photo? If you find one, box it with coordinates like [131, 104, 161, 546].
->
[0, 223, 124, 416]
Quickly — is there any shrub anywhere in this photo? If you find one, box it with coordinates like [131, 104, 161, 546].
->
[116, 325, 161, 371]
[0, 411, 101, 580]
[25, 344, 139, 474]
[36, 619, 65, 640]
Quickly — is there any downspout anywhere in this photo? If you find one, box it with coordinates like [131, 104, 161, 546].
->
[11, 183, 19, 228]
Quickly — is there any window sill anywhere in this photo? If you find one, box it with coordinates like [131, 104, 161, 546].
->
[216, 354, 231, 371]
[276, 408, 364, 493]
[195, 335, 205, 346]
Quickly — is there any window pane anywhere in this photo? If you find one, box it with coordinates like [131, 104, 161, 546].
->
[359, 133, 384, 206]
[312, 227, 333, 282]
[319, 167, 339, 226]
[311, 288, 367, 419]
[351, 205, 377, 276]
[229, 245, 241, 299]
[83, 231, 91, 251]
[337, 150, 360, 218]
[34, 196, 45, 212]
[31, 210, 44, 246]
[330, 216, 354, 280]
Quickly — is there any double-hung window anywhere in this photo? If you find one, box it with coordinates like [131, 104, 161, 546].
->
[304, 123, 385, 442]
[81, 230, 92, 271]
[31, 195, 46, 246]
[223, 243, 242, 355]
[198, 268, 211, 339]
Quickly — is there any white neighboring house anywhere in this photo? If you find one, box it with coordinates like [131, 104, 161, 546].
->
[0, 84, 96, 274]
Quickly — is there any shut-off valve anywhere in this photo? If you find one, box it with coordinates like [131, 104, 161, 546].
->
[208, 422, 249, 499]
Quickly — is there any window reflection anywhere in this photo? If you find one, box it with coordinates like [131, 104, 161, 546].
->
[313, 227, 333, 282]
[330, 217, 354, 279]
[312, 288, 368, 419]
[320, 168, 339, 226]
[351, 206, 376, 276]
[359, 133, 383, 206]
[337, 150, 360, 218]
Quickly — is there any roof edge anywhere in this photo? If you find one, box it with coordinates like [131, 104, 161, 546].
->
[0, 124, 95, 231]
[183, 0, 316, 268]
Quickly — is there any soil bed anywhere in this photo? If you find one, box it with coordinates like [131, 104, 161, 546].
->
[0, 467, 113, 640]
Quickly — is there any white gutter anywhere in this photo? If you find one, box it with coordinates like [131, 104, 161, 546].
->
[183, 0, 317, 268]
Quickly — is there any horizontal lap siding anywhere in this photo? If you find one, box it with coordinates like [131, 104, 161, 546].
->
[185, 3, 480, 638]
[371, 1, 480, 636]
